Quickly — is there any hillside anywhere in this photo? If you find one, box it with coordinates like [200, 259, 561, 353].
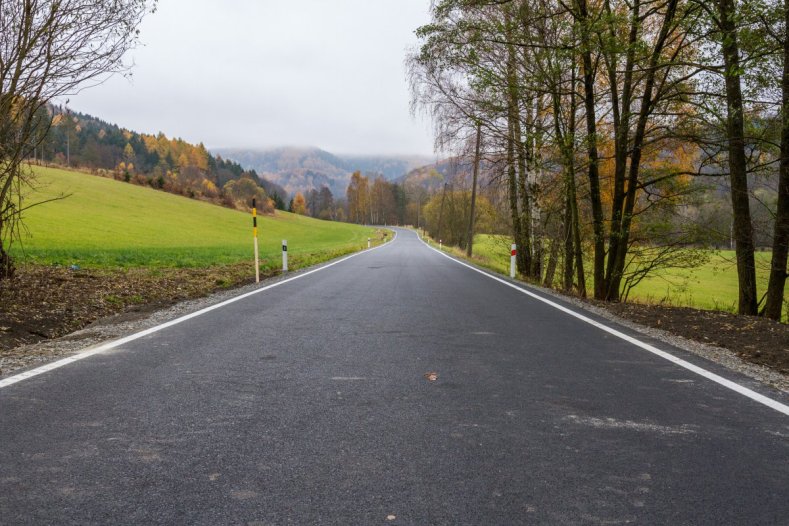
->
[396, 158, 460, 192]
[14, 166, 376, 268]
[38, 107, 289, 206]
[215, 146, 435, 196]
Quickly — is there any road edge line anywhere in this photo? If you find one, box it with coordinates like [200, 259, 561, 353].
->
[0, 230, 397, 389]
[418, 232, 789, 417]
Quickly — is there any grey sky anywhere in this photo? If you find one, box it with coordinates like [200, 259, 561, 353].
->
[68, 0, 435, 156]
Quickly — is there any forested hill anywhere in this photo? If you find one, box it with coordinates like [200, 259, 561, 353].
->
[36, 107, 289, 210]
[215, 147, 435, 196]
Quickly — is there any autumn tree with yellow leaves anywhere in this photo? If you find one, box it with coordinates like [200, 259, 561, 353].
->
[409, 0, 789, 321]
[290, 192, 307, 215]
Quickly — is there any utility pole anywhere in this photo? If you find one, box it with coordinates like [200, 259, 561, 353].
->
[369, 185, 374, 225]
[416, 193, 421, 229]
[466, 121, 482, 257]
[379, 179, 384, 225]
[65, 108, 71, 167]
[437, 182, 448, 244]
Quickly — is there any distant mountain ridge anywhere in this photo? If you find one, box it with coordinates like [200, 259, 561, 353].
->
[214, 146, 436, 196]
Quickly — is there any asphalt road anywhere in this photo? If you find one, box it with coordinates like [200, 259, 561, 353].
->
[1, 228, 788, 525]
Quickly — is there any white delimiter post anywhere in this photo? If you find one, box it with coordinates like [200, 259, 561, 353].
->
[368, 238, 371, 249]
[510, 244, 517, 279]
[282, 240, 288, 272]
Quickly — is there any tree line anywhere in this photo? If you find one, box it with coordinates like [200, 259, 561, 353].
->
[35, 107, 288, 212]
[402, 0, 788, 321]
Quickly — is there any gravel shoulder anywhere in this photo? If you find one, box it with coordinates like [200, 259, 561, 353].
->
[530, 284, 789, 393]
[0, 255, 358, 377]
[1, 270, 263, 377]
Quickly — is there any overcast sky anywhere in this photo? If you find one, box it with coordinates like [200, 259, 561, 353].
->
[67, 0, 436, 156]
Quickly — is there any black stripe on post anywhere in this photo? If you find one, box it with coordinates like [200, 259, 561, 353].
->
[253, 217, 257, 227]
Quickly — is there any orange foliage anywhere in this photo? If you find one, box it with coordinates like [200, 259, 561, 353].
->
[292, 192, 307, 215]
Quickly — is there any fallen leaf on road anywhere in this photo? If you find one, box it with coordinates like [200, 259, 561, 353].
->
[424, 372, 438, 382]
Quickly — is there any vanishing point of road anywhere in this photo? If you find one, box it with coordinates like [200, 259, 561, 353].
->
[1, 229, 788, 524]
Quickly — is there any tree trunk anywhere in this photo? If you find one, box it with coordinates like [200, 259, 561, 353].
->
[466, 122, 482, 257]
[0, 240, 14, 281]
[543, 234, 560, 288]
[575, 0, 606, 299]
[606, 0, 679, 301]
[718, 0, 759, 315]
[513, 95, 533, 273]
[507, 116, 526, 273]
[505, 15, 529, 274]
[563, 191, 574, 291]
[524, 95, 541, 280]
[763, 0, 789, 321]
[550, 48, 586, 296]
[572, 189, 587, 298]
[603, 0, 640, 300]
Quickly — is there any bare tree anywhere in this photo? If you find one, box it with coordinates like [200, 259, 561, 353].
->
[0, 0, 154, 279]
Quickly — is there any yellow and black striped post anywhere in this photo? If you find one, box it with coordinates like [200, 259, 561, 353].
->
[252, 198, 260, 283]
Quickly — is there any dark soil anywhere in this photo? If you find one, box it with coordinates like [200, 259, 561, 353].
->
[0, 263, 261, 356]
[597, 301, 789, 374]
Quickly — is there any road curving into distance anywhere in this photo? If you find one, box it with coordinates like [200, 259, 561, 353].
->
[1, 228, 788, 524]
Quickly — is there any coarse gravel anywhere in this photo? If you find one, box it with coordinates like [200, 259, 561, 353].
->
[530, 283, 789, 393]
[0, 267, 308, 378]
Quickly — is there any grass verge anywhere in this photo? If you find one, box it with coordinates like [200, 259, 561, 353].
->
[442, 233, 781, 318]
[13, 166, 379, 268]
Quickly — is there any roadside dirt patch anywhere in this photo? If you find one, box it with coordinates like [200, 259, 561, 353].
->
[596, 302, 789, 374]
[0, 263, 262, 372]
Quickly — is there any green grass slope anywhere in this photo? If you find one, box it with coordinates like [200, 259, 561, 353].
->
[13, 166, 376, 268]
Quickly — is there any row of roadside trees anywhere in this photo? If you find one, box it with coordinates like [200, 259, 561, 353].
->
[404, 0, 788, 321]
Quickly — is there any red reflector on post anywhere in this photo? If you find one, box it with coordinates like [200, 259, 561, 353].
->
[511, 249, 517, 256]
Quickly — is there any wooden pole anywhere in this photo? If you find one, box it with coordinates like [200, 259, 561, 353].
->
[252, 198, 260, 283]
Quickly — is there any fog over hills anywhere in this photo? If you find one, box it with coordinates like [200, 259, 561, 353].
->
[214, 147, 436, 196]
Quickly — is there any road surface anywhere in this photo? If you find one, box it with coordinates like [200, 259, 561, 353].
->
[1, 228, 788, 525]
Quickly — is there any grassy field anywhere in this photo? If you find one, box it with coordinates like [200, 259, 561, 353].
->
[434, 233, 780, 317]
[12, 166, 379, 269]
[624, 251, 773, 313]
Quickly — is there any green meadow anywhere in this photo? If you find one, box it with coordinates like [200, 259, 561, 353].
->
[435, 233, 780, 317]
[12, 166, 378, 269]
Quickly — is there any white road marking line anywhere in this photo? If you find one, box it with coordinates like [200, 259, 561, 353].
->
[418, 232, 789, 417]
[0, 231, 397, 389]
